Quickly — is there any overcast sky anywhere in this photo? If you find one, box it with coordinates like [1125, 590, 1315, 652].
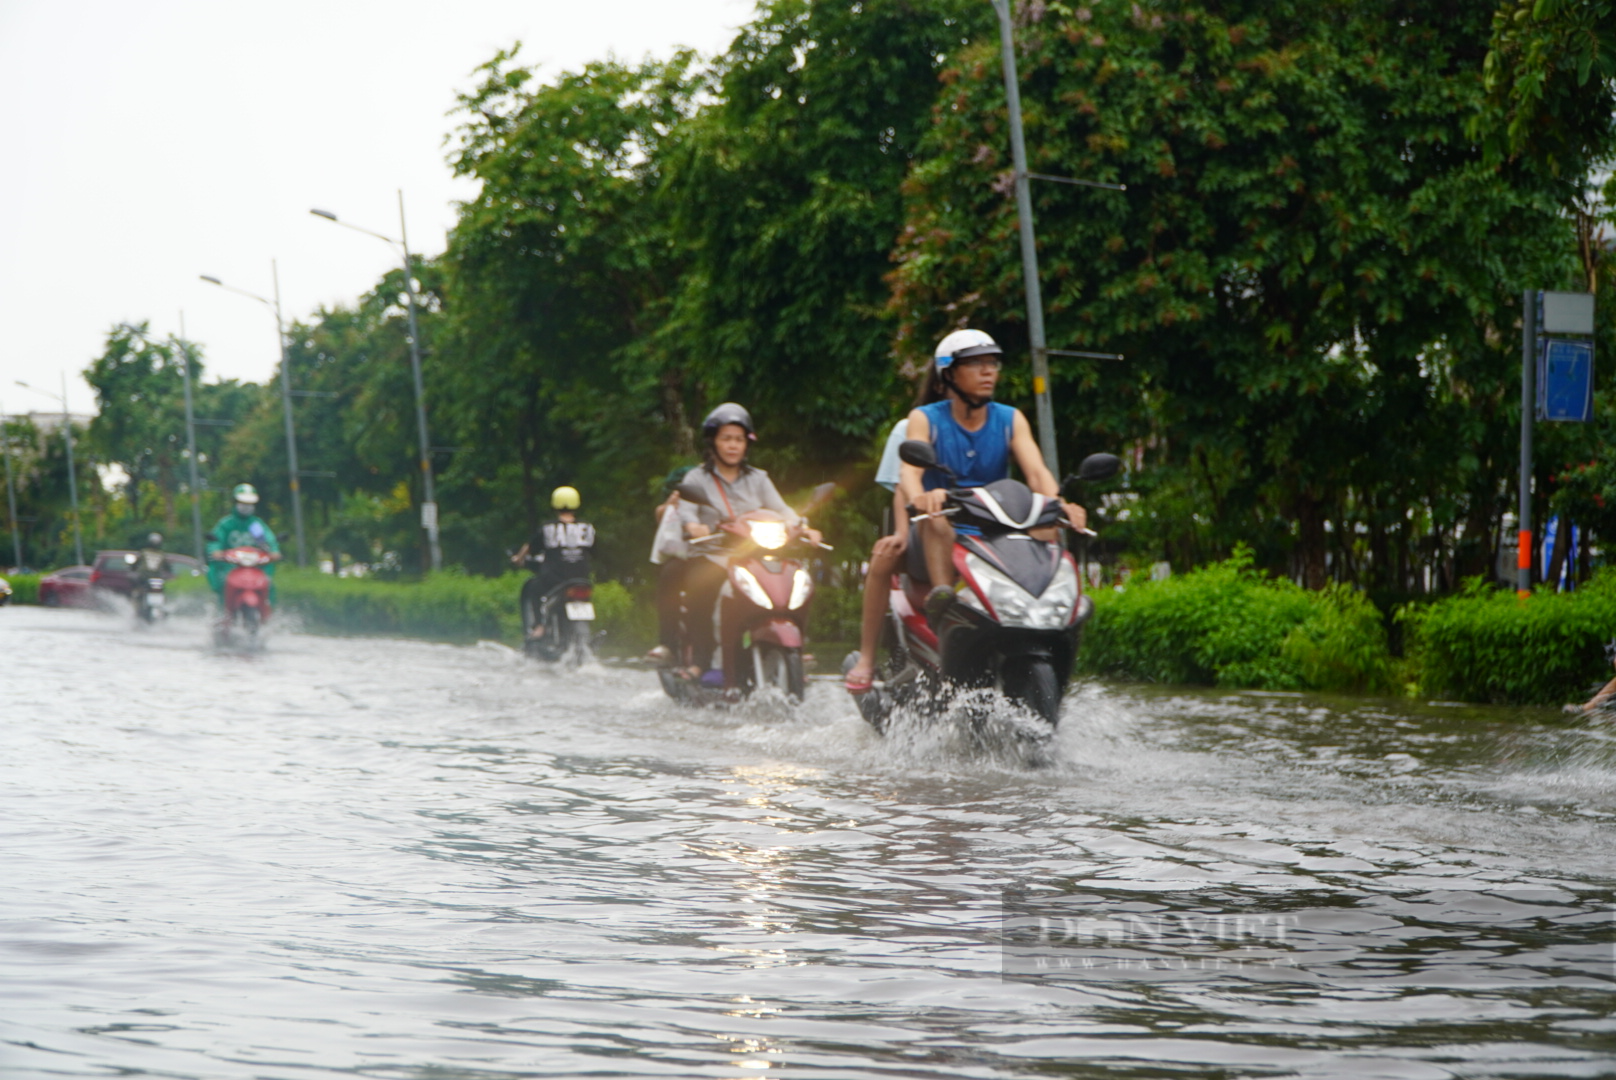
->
[0, 0, 752, 420]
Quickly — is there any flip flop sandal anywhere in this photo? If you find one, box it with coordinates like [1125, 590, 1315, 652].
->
[844, 670, 875, 695]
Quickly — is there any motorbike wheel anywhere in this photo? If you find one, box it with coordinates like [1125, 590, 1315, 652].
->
[757, 644, 805, 701]
[1002, 657, 1062, 728]
[240, 605, 261, 645]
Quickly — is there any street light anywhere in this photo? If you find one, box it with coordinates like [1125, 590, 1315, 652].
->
[199, 263, 308, 567]
[177, 313, 205, 562]
[14, 376, 84, 566]
[117, 319, 206, 560]
[310, 191, 442, 571]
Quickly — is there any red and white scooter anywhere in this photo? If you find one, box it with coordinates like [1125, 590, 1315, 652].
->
[213, 546, 277, 648]
[658, 482, 835, 703]
[848, 441, 1120, 734]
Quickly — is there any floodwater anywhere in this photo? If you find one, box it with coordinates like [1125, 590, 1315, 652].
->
[2, 605, 1613, 1079]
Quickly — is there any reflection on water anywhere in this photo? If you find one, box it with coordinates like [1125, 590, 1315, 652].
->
[1, 606, 1613, 1078]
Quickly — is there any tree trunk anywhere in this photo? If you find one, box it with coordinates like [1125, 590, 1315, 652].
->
[1296, 492, 1327, 590]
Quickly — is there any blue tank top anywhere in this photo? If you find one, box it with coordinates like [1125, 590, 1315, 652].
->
[919, 400, 1014, 491]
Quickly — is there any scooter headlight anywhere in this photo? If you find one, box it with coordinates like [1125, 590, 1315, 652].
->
[958, 552, 1078, 630]
[788, 567, 812, 610]
[733, 567, 774, 609]
[748, 521, 789, 550]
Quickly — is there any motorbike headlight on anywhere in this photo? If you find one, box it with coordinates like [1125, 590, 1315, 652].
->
[958, 552, 1079, 630]
[732, 567, 774, 609]
[787, 567, 812, 610]
[748, 521, 789, 550]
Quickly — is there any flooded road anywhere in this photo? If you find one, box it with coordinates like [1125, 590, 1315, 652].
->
[3, 605, 1613, 1078]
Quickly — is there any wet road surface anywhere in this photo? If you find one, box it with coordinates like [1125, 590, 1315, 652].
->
[2, 606, 1613, 1078]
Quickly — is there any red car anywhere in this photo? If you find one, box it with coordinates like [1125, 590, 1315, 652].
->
[37, 565, 95, 607]
[89, 550, 203, 599]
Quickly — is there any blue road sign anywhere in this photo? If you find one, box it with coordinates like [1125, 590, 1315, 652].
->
[1537, 337, 1594, 422]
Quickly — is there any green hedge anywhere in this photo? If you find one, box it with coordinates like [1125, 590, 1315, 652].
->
[13, 556, 1614, 704]
[273, 569, 636, 649]
[1076, 548, 1393, 694]
[4, 574, 40, 605]
[1401, 575, 1616, 704]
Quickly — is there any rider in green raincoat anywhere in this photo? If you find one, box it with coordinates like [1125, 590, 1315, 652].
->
[207, 483, 280, 602]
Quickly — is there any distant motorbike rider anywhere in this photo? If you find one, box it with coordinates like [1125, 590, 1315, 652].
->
[843, 329, 1085, 693]
[207, 483, 281, 601]
[137, 532, 172, 579]
[676, 403, 821, 679]
[511, 486, 595, 639]
[648, 464, 696, 664]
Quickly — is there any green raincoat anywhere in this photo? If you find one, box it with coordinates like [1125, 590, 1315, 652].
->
[206, 511, 280, 600]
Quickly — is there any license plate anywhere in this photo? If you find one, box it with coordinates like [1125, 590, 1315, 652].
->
[147, 594, 164, 606]
[565, 602, 595, 621]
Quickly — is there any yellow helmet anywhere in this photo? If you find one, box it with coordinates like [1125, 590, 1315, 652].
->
[551, 485, 581, 510]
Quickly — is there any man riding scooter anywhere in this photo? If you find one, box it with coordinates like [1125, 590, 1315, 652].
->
[510, 486, 596, 659]
[843, 329, 1086, 694]
[207, 484, 280, 635]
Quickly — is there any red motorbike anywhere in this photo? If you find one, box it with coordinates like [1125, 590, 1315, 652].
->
[658, 482, 834, 703]
[213, 546, 277, 647]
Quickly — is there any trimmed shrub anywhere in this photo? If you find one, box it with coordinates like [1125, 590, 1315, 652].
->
[1401, 575, 1616, 705]
[275, 569, 520, 643]
[258, 570, 648, 651]
[1077, 547, 1392, 693]
[4, 574, 40, 606]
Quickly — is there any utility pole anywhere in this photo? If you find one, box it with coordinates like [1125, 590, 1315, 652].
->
[201, 266, 308, 567]
[271, 261, 308, 567]
[991, 0, 1057, 476]
[177, 313, 205, 560]
[60, 375, 83, 566]
[1, 401, 22, 570]
[309, 193, 442, 570]
[1518, 289, 1535, 598]
[398, 192, 441, 571]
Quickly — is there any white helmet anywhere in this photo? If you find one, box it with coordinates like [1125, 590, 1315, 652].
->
[232, 483, 259, 505]
[933, 329, 1003, 371]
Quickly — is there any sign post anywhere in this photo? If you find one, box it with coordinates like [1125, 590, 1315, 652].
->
[1519, 290, 1595, 597]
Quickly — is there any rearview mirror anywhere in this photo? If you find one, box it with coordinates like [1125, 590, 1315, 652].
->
[676, 481, 713, 508]
[800, 481, 838, 514]
[1076, 453, 1122, 483]
[897, 439, 937, 470]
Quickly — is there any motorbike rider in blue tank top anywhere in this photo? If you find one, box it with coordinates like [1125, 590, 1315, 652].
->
[902, 330, 1087, 619]
[844, 329, 1087, 693]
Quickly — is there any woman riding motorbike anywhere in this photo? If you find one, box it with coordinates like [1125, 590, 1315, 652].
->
[676, 403, 821, 680]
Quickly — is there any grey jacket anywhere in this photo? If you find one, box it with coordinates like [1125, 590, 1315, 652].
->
[676, 465, 798, 561]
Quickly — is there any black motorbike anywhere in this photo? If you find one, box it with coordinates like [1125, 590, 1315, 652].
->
[849, 440, 1120, 733]
[137, 572, 167, 624]
[520, 561, 595, 664]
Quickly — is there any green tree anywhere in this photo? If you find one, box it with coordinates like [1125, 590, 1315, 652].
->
[891, 0, 1579, 593]
[85, 323, 188, 532]
[1481, 0, 1616, 171]
[656, 0, 989, 465]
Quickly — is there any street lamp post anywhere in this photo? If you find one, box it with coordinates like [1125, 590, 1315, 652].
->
[14, 377, 84, 566]
[310, 191, 441, 571]
[1, 401, 22, 571]
[200, 263, 308, 567]
[117, 319, 207, 561]
[177, 313, 205, 561]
